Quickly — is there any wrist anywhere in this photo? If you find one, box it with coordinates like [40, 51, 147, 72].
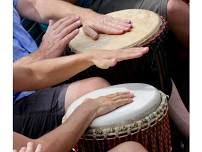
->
[80, 98, 98, 120]
[81, 9, 97, 22]
[81, 52, 94, 66]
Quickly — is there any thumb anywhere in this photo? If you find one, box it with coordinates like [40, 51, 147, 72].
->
[101, 59, 117, 69]
[49, 19, 54, 26]
[83, 25, 99, 40]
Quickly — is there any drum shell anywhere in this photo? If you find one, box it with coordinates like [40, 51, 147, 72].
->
[77, 114, 171, 152]
[76, 92, 172, 152]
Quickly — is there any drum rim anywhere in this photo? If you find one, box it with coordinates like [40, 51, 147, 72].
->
[138, 17, 167, 47]
[82, 91, 168, 140]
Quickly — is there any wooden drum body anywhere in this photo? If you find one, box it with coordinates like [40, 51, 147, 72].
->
[68, 9, 171, 95]
[63, 83, 172, 152]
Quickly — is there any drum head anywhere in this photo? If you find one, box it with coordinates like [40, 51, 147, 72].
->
[70, 9, 162, 53]
[62, 83, 161, 128]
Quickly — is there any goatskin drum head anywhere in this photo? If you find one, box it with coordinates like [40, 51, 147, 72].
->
[69, 9, 161, 53]
[62, 83, 161, 128]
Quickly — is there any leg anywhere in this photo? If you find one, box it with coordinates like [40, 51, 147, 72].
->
[168, 80, 189, 138]
[64, 77, 110, 110]
[167, 0, 189, 48]
[108, 141, 148, 152]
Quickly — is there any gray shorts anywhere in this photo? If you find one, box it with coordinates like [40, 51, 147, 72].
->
[85, 0, 168, 17]
[13, 84, 68, 138]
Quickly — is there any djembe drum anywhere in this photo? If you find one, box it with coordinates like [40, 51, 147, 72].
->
[68, 9, 171, 95]
[62, 83, 172, 152]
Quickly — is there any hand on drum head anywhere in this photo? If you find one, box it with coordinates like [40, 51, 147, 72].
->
[82, 11, 133, 40]
[88, 47, 149, 69]
[85, 91, 134, 117]
[39, 15, 81, 57]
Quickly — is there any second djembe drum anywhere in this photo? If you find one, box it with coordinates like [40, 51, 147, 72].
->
[62, 83, 172, 152]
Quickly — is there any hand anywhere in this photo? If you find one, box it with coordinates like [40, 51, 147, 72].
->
[85, 91, 134, 117]
[82, 10, 133, 40]
[39, 15, 81, 58]
[13, 142, 42, 152]
[89, 47, 149, 69]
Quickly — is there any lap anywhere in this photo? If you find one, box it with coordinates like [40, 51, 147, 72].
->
[13, 84, 68, 138]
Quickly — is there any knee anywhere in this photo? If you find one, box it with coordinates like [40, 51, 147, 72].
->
[69, 77, 110, 94]
[89, 77, 110, 87]
[167, 0, 182, 16]
[84, 77, 110, 90]
[113, 141, 147, 152]
[123, 142, 146, 151]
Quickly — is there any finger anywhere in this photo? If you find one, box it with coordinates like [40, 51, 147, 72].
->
[26, 142, 34, 152]
[104, 17, 132, 32]
[83, 25, 99, 40]
[55, 17, 80, 34]
[49, 19, 54, 26]
[61, 29, 79, 44]
[52, 15, 79, 30]
[105, 22, 131, 32]
[113, 18, 133, 27]
[98, 58, 117, 69]
[117, 47, 149, 61]
[109, 98, 133, 112]
[13, 150, 17, 152]
[106, 91, 131, 98]
[58, 20, 81, 39]
[46, 19, 55, 31]
[114, 98, 133, 107]
[95, 23, 124, 35]
[35, 144, 42, 152]
[19, 147, 26, 152]
[104, 16, 132, 30]
[112, 92, 134, 101]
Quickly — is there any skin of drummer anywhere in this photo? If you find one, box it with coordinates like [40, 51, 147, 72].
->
[13, 14, 149, 152]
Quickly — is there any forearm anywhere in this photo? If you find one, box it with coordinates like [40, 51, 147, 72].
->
[13, 101, 97, 151]
[14, 48, 52, 65]
[36, 0, 93, 22]
[36, 101, 97, 152]
[17, 0, 93, 23]
[14, 53, 93, 92]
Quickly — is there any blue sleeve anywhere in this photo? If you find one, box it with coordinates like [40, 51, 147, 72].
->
[13, 0, 18, 8]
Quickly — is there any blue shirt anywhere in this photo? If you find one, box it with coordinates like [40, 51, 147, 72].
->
[13, 0, 37, 103]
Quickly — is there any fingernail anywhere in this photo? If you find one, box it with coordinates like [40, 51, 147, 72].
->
[76, 20, 81, 24]
[144, 47, 149, 51]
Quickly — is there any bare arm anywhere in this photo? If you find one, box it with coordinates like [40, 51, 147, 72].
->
[14, 47, 149, 92]
[16, 0, 132, 39]
[16, 0, 93, 23]
[13, 100, 96, 151]
[14, 53, 92, 92]
[13, 92, 134, 152]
